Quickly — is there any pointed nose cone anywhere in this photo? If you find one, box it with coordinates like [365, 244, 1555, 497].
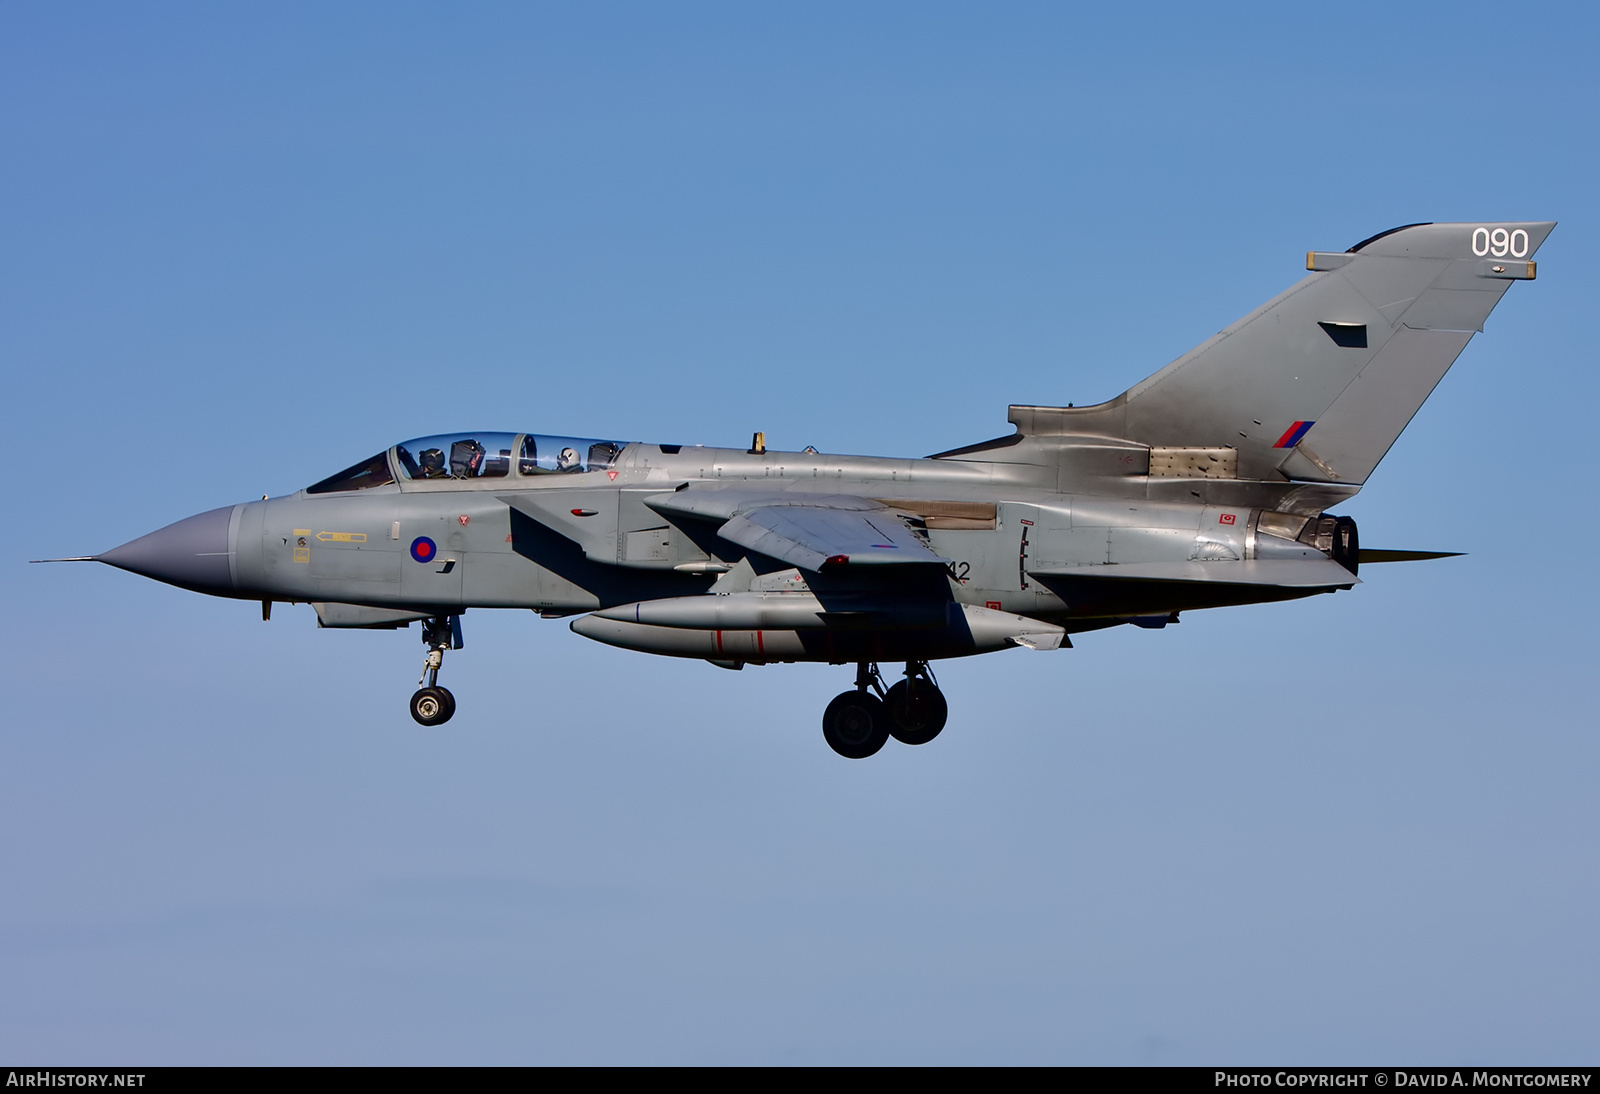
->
[99, 505, 238, 595]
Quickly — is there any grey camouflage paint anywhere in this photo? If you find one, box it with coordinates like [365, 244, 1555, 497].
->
[89, 222, 1552, 667]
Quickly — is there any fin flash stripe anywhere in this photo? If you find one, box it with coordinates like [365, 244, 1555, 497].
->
[1273, 421, 1315, 448]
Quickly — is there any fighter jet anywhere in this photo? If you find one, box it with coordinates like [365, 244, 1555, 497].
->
[44, 221, 1552, 757]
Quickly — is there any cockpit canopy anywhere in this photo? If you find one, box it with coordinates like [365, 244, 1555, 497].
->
[395, 432, 519, 481]
[306, 432, 629, 494]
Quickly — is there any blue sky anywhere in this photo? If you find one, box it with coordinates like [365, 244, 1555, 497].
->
[3, 1, 1597, 1064]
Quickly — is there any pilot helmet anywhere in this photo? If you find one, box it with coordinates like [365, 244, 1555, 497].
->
[557, 447, 581, 471]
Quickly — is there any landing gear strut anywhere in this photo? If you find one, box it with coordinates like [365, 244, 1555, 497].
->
[409, 615, 461, 726]
[821, 661, 949, 758]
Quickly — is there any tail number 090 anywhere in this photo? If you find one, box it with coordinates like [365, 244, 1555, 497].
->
[1472, 227, 1530, 258]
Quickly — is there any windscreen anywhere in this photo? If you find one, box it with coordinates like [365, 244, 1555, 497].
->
[306, 452, 396, 494]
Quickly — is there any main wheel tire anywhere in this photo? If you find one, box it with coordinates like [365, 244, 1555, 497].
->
[822, 691, 890, 759]
[410, 687, 454, 726]
[884, 679, 948, 745]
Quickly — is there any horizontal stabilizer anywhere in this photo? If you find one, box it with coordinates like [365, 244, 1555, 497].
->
[1030, 558, 1359, 588]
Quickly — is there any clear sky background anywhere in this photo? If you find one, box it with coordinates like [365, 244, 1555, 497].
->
[3, 1, 1596, 1065]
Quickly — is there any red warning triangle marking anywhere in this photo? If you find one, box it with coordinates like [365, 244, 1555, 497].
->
[607, 470, 618, 481]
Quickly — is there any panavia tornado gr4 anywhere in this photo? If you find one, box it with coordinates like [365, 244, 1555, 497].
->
[50, 221, 1552, 758]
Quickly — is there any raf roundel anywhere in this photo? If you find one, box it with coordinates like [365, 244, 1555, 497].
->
[410, 536, 437, 563]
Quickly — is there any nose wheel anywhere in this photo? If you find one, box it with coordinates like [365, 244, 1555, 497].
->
[822, 662, 948, 758]
[409, 615, 462, 726]
[410, 685, 455, 726]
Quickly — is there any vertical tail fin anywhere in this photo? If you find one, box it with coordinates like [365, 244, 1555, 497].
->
[1061, 222, 1554, 484]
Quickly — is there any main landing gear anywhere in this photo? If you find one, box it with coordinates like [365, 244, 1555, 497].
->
[410, 615, 462, 727]
[822, 661, 949, 759]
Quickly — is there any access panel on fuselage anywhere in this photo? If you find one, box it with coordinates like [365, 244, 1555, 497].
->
[399, 511, 465, 606]
[255, 494, 404, 603]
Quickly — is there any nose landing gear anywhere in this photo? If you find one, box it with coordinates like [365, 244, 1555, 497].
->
[821, 661, 948, 758]
[409, 615, 462, 726]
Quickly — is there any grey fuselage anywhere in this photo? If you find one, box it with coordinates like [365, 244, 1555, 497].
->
[173, 435, 1333, 646]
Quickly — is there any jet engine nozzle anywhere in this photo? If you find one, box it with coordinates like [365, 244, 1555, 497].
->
[1297, 514, 1360, 575]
